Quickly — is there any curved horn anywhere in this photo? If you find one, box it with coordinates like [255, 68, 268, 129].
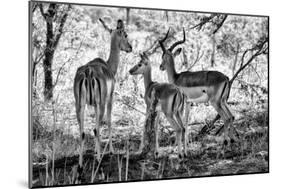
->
[169, 28, 186, 52]
[159, 28, 170, 52]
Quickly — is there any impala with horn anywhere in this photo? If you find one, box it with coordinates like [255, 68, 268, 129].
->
[158, 28, 236, 145]
[73, 18, 132, 180]
[129, 52, 187, 158]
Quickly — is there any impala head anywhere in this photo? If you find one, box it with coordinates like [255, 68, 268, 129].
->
[129, 53, 150, 75]
[159, 28, 185, 71]
[111, 19, 132, 53]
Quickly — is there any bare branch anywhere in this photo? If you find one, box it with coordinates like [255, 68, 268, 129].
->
[213, 15, 228, 34]
[119, 100, 146, 116]
[239, 49, 250, 68]
[32, 52, 45, 77]
[190, 14, 228, 34]
[190, 14, 217, 30]
[39, 4, 47, 20]
[53, 36, 84, 90]
[187, 45, 204, 71]
[32, 2, 39, 12]
[249, 63, 261, 80]
[53, 5, 71, 49]
[230, 39, 268, 85]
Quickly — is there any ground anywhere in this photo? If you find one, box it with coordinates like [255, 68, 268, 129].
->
[31, 104, 268, 187]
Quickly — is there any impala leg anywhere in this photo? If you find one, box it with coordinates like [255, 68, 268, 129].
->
[211, 101, 230, 145]
[138, 107, 150, 154]
[175, 111, 186, 157]
[184, 102, 191, 151]
[106, 94, 114, 153]
[76, 102, 85, 182]
[94, 103, 105, 160]
[166, 115, 183, 158]
[220, 100, 235, 142]
[154, 112, 160, 157]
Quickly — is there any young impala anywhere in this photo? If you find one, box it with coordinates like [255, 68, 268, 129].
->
[129, 52, 187, 158]
[159, 28, 236, 145]
[73, 19, 132, 179]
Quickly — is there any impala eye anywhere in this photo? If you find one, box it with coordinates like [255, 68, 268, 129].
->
[138, 64, 141, 67]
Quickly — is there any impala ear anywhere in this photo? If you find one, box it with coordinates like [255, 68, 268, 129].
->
[117, 19, 124, 30]
[173, 48, 182, 57]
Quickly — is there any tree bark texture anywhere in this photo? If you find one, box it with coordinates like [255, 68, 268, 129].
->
[140, 89, 158, 159]
[39, 3, 69, 101]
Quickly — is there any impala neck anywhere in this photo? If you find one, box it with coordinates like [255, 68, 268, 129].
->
[107, 35, 120, 76]
[143, 66, 152, 91]
[166, 58, 177, 83]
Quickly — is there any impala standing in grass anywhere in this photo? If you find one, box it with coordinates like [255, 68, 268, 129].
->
[129, 52, 186, 158]
[73, 19, 132, 180]
[159, 28, 236, 145]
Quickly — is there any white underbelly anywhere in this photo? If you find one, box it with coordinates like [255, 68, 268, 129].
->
[179, 86, 209, 103]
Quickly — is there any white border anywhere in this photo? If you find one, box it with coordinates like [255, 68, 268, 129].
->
[1, 0, 280, 188]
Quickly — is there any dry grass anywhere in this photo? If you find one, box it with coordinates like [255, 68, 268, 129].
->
[31, 100, 268, 187]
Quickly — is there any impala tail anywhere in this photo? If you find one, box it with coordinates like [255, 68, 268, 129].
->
[74, 67, 100, 109]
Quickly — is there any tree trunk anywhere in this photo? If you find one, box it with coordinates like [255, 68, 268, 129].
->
[140, 89, 158, 158]
[39, 3, 70, 101]
[126, 8, 130, 25]
[165, 11, 169, 22]
[43, 48, 55, 100]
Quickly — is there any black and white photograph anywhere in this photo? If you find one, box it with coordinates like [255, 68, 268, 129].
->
[29, 1, 269, 188]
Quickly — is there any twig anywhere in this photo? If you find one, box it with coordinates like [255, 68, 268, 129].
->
[187, 45, 204, 71]
[53, 5, 71, 49]
[117, 153, 122, 181]
[125, 140, 129, 181]
[51, 99, 57, 185]
[248, 63, 261, 80]
[39, 4, 47, 20]
[45, 153, 49, 186]
[190, 14, 228, 34]
[90, 156, 96, 182]
[140, 161, 145, 180]
[53, 36, 85, 89]
[189, 14, 217, 30]
[32, 51, 45, 76]
[119, 99, 146, 115]
[91, 140, 109, 182]
[213, 15, 228, 34]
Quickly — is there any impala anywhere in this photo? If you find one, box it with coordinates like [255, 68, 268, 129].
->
[159, 28, 235, 145]
[73, 19, 132, 177]
[129, 52, 186, 158]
